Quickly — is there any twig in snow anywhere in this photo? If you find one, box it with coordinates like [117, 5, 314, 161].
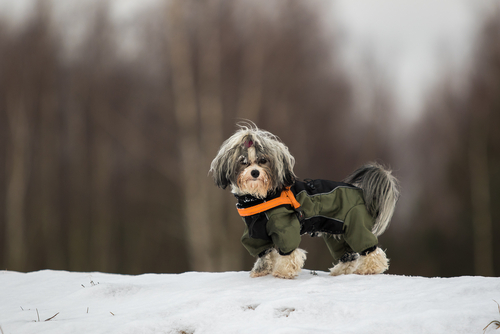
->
[110, 312, 115, 316]
[484, 300, 500, 333]
[88, 275, 98, 287]
[484, 320, 500, 332]
[82, 278, 99, 288]
[33, 309, 59, 322]
[44, 312, 59, 322]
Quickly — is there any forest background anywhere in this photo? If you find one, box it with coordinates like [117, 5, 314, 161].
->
[0, 0, 499, 277]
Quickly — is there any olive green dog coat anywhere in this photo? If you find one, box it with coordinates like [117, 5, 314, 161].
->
[235, 179, 377, 263]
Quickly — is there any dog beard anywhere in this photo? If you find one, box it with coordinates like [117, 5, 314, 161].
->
[236, 166, 271, 199]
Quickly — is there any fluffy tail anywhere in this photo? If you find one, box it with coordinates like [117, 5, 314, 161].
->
[343, 162, 400, 236]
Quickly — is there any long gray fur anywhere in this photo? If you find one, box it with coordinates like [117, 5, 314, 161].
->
[343, 162, 400, 236]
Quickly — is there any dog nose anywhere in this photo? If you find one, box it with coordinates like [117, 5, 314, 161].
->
[251, 170, 260, 178]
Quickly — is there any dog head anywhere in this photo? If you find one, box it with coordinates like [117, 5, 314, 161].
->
[209, 123, 296, 198]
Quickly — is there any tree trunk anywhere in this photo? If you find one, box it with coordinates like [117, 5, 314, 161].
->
[236, 16, 264, 121]
[167, 0, 216, 271]
[5, 96, 30, 271]
[67, 96, 91, 271]
[198, 0, 245, 270]
[90, 104, 115, 272]
[39, 89, 65, 269]
[469, 110, 494, 276]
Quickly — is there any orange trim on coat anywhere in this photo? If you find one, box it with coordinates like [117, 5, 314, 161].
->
[237, 187, 301, 217]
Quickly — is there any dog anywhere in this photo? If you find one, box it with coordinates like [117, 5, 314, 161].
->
[209, 123, 399, 279]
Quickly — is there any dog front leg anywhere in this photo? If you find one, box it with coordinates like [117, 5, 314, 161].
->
[250, 249, 278, 278]
[272, 248, 307, 279]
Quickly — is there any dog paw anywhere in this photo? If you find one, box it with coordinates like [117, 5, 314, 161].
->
[271, 248, 306, 279]
[249, 270, 270, 278]
[249, 249, 277, 278]
[329, 259, 359, 276]
[353, 248, 389, 275]
[272, 271, 297, 279]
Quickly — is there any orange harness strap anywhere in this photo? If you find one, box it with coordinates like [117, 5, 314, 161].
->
[237, 188, 301, 217]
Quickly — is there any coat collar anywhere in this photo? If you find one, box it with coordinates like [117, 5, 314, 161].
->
[234, 187, 301, 217]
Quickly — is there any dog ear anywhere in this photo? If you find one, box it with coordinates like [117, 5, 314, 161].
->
[283, 166, 296, 187]
[281, 154, 296, 188]
[214, 174, 229, 190]
[209, 149, 232, 190]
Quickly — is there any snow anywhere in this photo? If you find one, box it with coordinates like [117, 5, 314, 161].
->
[1, 270, 499, 333]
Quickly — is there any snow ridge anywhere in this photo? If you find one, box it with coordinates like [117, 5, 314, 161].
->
[1, 270, 499, 333]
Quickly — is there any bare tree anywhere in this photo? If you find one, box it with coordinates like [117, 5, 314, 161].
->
[466, 9, 500, 276]
[0, 0, 361, 274]
[403, 7, 500, 277]
[4, 95, 30, 270]
[166, 0, 216, 271]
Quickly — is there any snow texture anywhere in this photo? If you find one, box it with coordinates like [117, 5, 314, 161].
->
[1, 269, 499, 333]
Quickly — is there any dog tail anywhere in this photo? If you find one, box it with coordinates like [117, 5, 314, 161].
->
[343, 162, 400, 237]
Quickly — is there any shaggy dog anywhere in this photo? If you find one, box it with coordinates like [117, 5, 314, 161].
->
[209, 124, 399, 279]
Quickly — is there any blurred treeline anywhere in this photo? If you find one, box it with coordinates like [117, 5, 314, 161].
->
[0, 0, 498, 277]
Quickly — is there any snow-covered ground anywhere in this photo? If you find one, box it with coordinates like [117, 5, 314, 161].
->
[1, 270, 499, 334]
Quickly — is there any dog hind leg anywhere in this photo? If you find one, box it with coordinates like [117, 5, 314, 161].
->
[272, 248, 307, 279]
[329, 252, 360, 276]
[353, 247, 389, 275]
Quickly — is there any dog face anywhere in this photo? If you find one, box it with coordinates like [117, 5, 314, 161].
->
[235, 138, 273, 198]
[210, 125, 296, 198]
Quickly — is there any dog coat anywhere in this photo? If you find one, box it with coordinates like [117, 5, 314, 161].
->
[235, 179, 378, 262]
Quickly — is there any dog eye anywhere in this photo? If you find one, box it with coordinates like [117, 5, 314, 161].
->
[259, 158, 267, 164]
